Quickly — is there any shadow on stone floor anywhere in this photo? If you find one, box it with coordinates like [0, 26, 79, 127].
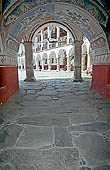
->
[0, 79, 110, 170]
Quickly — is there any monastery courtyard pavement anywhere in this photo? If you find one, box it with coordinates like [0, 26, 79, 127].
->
[0, 70, 110, 170]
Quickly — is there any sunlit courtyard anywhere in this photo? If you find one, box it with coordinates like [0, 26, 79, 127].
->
[18, 69, 92, 81]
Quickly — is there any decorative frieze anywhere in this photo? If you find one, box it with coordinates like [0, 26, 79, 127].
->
[0, 53, 17, 66]
[0, 54, 17, 66]
[92, 46, 109, 56]
[93, 53, 110, 64]
[0, 48, 18, 66]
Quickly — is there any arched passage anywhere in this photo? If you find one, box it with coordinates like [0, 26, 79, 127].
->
[0, 1, 110, 104]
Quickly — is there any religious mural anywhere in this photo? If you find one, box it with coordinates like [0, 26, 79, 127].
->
[1, 0, 109, 66]
[91, 37, 106, 50]
[6, 37, 19, 52]
[3, 0, 108, 27]
[9, 3, 104, 43]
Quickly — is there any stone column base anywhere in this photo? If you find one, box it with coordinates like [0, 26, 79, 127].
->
[24, 77, 36, 82]
[72, 76, 83, 82]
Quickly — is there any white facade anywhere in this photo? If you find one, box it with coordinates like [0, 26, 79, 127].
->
[18, 24, 92, 72]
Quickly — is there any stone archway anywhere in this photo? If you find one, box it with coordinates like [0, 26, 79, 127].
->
[0, 1, 110, 104]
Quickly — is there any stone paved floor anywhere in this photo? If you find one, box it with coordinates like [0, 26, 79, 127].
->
[0, 79, 110, 170]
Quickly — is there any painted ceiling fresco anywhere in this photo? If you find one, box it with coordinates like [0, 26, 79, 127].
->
[3, 0, 108, 27]
[9, 3, 103, 41]
[1, 0, 109, 55]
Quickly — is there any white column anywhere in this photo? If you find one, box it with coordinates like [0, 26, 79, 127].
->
[24, 58, 26, 69]
[42, 59, 44, 71]
[87, 43, 91, 70]
[23, 41, 36, 82]
[56, 27, 60, 47]
[57, 57, 60, 71]
[20, 58, 23, 70]
[35, 36, 38, 43]
[48, 59, 51, 70]
[35, 36, 38, 53]
[36, 59, 39, 70]
[67, 55, 71, 72]
[67, 32, 70, 44]
[47, 27, 50, 49]
[41, 30, 43, 51]
[87, 54, 91, 70]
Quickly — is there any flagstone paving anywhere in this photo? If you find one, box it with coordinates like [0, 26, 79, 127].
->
[0, 79, 110, 170]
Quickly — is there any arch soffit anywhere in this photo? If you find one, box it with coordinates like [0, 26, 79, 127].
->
[49, 51, 56, 59]
[42, 53, 48, 59]
[69, 47, 74, 57]
[58, 49, 66, 58]
[5, 2, 109, 59]
[4, 0, 108, 27]
[8, 3, 108, 43]
[31, 22, 76, 42]
[36, 54, 41, 60]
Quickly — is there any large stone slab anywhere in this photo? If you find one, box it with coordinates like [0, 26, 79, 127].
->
[79, 167, 92, 170]
[0, 164, 14, 170]
[17, 115, 69, 126]
[36, 96, 52, 101]
[54, 127, 73, 147]
[16, 127, 53, 148]
[23, 95, 35, 101]
[93, 165, 110, 170]
[14, 164, 37, 170]
[99, 108, 110, 119]
[0, 147, 80, 170]
[70, 114, 96, 124]
[37, 90, 57, 96]
[74, 133, 110, 166]
[24, 86, 43, 90]
[0, 118, 4, 125]
[26, 90, 36, 94]
[69, 122, 110, 132]
[24, 106, 48, 116]
[0, 124, 23, 149]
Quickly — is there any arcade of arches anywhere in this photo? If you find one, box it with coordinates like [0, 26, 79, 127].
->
[0, 1, 110, 103]
[18, 24, 92, 74]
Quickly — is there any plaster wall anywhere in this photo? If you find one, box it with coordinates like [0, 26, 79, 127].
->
[0, 66, 19, 105]
[92, 65, 110, 100]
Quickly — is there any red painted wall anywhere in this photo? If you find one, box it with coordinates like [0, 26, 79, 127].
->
[0, 66, 19, 105]
[51, 65, 57, 70]
[92, 65, 110, 100]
